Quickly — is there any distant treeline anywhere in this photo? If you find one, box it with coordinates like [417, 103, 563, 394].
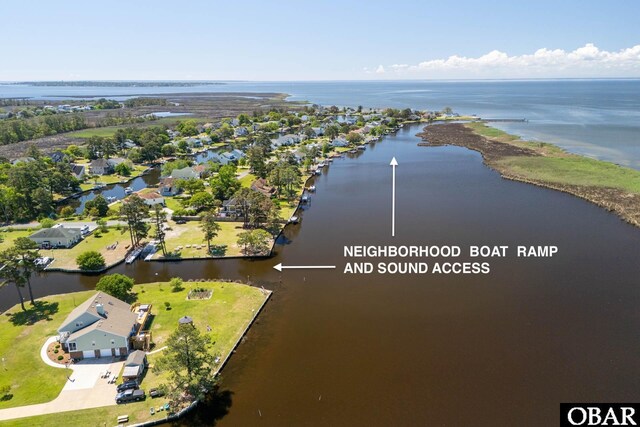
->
[15, 81, 225, 87]
[0, 113, 156, 145]
[123, 97, 168, 107]
[0, 98, 32, 106]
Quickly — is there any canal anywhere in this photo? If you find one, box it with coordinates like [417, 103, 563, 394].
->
[4, 124, 640, 426]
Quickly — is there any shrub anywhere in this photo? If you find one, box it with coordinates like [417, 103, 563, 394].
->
[96, 274, 135, 301]
[164, 302, 171, 310]
[40, 218, 55, 228]
[55, 344, 60, 349]
[54, 349, 59, 354]
[170, 277, 184, 292]
[76, 250, 106, 271]
[57, 355, 64, 361]
[60, 206, 75, 218]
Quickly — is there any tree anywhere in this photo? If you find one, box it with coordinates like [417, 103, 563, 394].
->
[76, 250, 106, 271]
[237, 229, 272, 255]
[152, 204, 167, 257]
[200, 212, 221, 252]
[119, 194, 149, 247]
[210, 164, 240, 201]
[346, 131, 363, 145]
[95, 274, 134, 301]
[114, 162, 132, 176]
[324, 124, 340, 139]
[60, 206, 75, 218]
[246, 145, 267, 178]
[176, 119, 199, 137]
[176, 178, 205, 195]
[0, 248, 28, 311]
[189, 191, 215, 212]
[13, 237, 39, 305]
[170, 277, 184, 292]
[155, 323, 216, 406]
[84, 194, 109, 217]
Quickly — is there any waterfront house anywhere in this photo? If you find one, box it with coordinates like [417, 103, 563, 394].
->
[29, 226, 82, 249]
[312, 126, 325, 137]
[231, 149, 246, 159]
[71, 164, 86, 180]
[58, 291, 138, 359]
[50, 151, 66, 163]
[138, 191, 165, 206]
[270, 134, 300, 149]
[331, 137, 349, 147]
[122, 350, 148, 381]
[159, 177, 181, 196]
[11, 157, 35, 165]
[89, 158, 114, 175]
[171, 166, 199, 180]
[251, 178, 277, 197]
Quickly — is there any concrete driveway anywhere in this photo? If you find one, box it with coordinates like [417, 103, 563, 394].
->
[0, 337, 123, 422]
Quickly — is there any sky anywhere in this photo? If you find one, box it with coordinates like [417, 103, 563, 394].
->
[1, 0, 640, 81]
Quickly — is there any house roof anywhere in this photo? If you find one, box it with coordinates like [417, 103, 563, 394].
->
[160, 177, 176, 187]
[30, 227, 81, 240]
[90, 158, 111, 168]
[138, 191, 163, 200]
[60, 291, 137, 340]
[71, 164, 85, 175]
[125, 350, 146, 367]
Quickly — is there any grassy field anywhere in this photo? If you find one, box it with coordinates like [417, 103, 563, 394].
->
[239, 172, 257, 188]
[158, 221, 252, 258]
[0, 280, 269, 426]
[67, 127, 124, 139]
[47, 227, 130, 270]
[0, 229, 35, 251]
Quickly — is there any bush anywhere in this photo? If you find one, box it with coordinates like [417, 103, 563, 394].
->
[96, 274, 135, 301]
[60, 206, 75, 218]
[164, 302, 171, 310]
[170, 277, 184, 292]
[54, 349, 59, 354]
[40, 218, 55, 228]
[55, 344, 60, 349]
[57, 355, 64, 361]
[76, 250, 106, 271]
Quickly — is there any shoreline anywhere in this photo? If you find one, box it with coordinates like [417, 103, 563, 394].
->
[417, 123, 640, 228]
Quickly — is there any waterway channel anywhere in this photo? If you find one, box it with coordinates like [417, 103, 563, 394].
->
[3, 124, 640, 426]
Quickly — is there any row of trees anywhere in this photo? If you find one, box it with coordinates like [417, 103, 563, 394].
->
[0, 114, 87, 145]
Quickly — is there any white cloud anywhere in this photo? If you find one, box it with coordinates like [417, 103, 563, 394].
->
[378, 44, 640, 78]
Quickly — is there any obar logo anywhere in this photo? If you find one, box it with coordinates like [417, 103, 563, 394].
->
[561, 404, 639, 426]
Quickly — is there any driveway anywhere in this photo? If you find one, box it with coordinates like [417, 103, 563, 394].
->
[0, 337, 123, 422]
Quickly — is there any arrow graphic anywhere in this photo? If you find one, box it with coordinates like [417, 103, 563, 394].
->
[273, 263, 336, 272]
[390, 157, 398, 237]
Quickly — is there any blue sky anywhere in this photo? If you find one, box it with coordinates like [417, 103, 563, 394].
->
[1, 0, 639, 80]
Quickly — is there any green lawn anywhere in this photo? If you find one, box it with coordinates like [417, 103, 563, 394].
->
[47, 227, 130, 270]
[239, 173, 257, 188]
[158, 221, 255, 258]
[0, 280, 269, 427]
[0, 229, 36, 251]
[164, 196, 187, 211]
[67, 127, 124, 139]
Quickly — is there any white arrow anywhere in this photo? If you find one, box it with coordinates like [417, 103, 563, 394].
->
[390, 157, 398, 237]
[273, 263, 336, 272]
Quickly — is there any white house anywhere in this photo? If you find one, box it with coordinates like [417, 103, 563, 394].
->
[29, 226, 82, 249]
[171, 166, 199, 180]
[138, 191, 165, 206]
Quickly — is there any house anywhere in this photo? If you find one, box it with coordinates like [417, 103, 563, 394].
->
[193, 164, 210, 177]
[50, 151, 66, 163]
[89, 158, 114, 175]
[71, 164, 86, 180]
[231, 149, 246, 160]
[29, 226, 82, 249]
[122, 350, 148, 381]
[311, 127, 325, 137]
[58, 292, 138, 359]
[159, 177, 181, 196]
[219, 152, 238, 165]
[270, 134, 300, 149]
[220, 197, 240, 217]
[234, 126, 249, 137]
[138, 191, 165, 206]
[331, 137, 349, 147]
[171, 166, 199, 180]
[11, 157, 35, 165]
[251, 178, 277, 197]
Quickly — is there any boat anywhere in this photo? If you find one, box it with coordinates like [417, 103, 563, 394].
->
[301, 195, 310, 204]
[124, 187, 133, 195]
[317, 162, 326, 168]
[288, 216, 299, 224]
[315, 169, 322, 175]
[106, 196, 117, 203]
[125, 247, 144, 264]
[308, 185, 316, 192]
[358, 145, 366, 150]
